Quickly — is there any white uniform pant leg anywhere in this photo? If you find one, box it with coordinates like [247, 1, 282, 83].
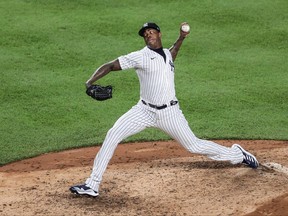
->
[86, 105, 155, 191]
[157, 105, 243, 164]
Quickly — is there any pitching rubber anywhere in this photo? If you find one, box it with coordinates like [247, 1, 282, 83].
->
[260, 162, 288, 175]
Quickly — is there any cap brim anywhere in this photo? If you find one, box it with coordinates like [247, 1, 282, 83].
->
[138, 27, 160, 37]
[138, 27, 147, 37]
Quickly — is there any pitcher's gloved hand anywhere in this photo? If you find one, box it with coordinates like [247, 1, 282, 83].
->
[86, 85, 112, 101]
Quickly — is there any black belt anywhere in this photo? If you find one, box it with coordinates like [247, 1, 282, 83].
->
[141, 100, 178, 110]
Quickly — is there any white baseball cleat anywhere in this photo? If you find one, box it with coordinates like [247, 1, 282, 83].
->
[69, 184, 99, 197]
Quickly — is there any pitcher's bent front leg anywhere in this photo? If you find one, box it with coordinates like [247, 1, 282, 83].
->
[85, 105, 155, 191]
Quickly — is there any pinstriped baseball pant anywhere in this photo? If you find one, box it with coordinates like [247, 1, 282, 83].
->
[86, 101, 244, 191]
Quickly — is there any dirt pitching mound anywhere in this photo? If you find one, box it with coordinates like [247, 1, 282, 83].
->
[1, 140, 288, 216]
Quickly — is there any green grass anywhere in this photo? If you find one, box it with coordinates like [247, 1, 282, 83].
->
[0, 0, 287, 165]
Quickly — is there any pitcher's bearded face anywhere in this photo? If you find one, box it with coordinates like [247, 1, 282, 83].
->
[143, 28, 162, 49]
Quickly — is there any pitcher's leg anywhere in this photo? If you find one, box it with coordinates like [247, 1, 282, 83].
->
[157, 106, 243, 164]
[86, 105, 156, 191]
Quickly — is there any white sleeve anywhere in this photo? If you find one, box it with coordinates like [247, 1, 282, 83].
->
[118, 50, 142, 70]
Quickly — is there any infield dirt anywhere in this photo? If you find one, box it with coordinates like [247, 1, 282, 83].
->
[1, 140, 288, 216]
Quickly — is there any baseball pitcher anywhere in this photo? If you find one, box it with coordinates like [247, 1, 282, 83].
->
[70, 22, 259, 197]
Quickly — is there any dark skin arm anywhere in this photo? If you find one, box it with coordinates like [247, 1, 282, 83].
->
[85, 59, 122, 88]
[169, 22, 190, 61]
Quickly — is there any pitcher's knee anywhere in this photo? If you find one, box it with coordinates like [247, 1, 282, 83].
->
[105, 126, 129, 144]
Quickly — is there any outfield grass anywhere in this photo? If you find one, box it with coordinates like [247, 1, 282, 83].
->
[0, 0, 287, 165]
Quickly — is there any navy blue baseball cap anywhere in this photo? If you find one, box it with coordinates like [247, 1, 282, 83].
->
[138, 22, 161, 37]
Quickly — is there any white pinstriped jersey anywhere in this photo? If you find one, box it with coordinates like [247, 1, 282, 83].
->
[84, 45, 247, 193]
[118, 46, 177, 105]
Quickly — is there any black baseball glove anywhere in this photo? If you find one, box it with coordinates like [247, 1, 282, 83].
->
[86, 85, 113, 101]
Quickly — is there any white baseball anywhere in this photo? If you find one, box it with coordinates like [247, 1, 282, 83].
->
[181, 24, 190, 33]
